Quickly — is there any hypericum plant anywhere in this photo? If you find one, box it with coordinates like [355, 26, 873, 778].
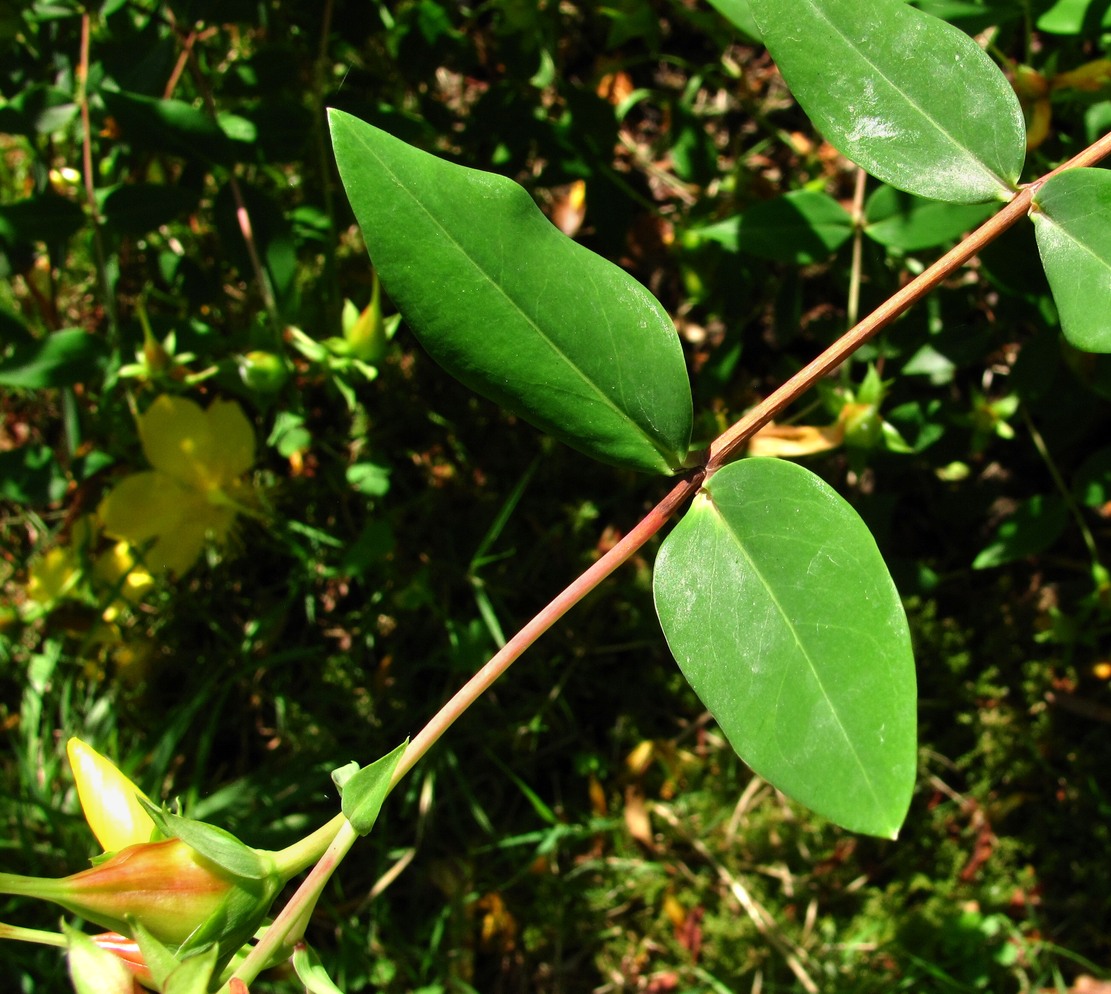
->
[5, 0, 1111, 990]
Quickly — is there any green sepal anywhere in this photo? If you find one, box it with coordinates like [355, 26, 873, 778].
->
[139, 801, 270, 880]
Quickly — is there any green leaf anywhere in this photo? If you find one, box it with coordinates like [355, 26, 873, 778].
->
[705, 0, 761, 39]
[329, 111, 693, 474]
[292, 944, 346, 994]
[0, 329, 109, 388]
[972, 495, 1068, 569]
[653, 458, 916, 838]
[864, 184, 996, 251]
[163, 944, 219, 994]
[748, 0, 1025, 203]
[0, 193, 85, 245]
[1073, 448, 1111, 508]
[1037, 0, 1111, 34]
[0, 444, 68, 505]
[131, 920, 184, 992]
[1031, 168, 1111, 353]
[334, 739, 408, 836]
[101, 88, 232, 164]
[736, 190, 854, 264]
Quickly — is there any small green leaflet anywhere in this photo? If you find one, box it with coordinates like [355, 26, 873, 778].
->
[332, 739, 409, 836]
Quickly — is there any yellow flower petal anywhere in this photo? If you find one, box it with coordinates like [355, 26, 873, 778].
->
[27, 546, 81, 604]
[66, 738, 156, 853]
[138, 395, 214, 490]
[147, 498, 231, 576]
[747, 421, 845, 458]
[99, 471, 190, 547]
[137, 395, 255, 492]
[93, 542, 155, 619]
[203, 397, 256, 483]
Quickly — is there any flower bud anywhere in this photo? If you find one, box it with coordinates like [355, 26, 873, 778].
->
[89, 932, 153, 986]
[66, 738, 157, 853]
[342, 279, 388, 363]
[238, 350, 291, 394]
[0, 837, 281, 959]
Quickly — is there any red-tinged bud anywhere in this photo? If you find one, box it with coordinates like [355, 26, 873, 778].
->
[0, 837, 281, 957]
[91, 932, 153, 986]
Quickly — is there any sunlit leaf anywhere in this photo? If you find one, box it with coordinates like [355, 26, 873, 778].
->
[64, 924, 136, 994]
[329, 111, 693, 474]
[292, 944, 345, 994]
[1031, 168, 1111, 352]
[654, 458, 916, 838]
[748, 0, 1026, 203]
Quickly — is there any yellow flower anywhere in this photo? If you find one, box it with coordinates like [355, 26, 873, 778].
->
[27, 546, 81, 605]
[66, 738, 157, 854]
[92, 542, 155, 620]
[25, 517, 154, 621]
[98, 395, 256, 576]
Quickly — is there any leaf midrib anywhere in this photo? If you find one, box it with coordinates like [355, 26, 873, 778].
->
[714, 504, 886, 819]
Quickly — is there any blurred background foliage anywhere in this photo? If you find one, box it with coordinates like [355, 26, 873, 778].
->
[2, 0, 1111, 991]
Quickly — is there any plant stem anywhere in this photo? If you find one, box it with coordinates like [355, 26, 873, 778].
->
[386, 130, 1111, 795]
[270, 812, 347, 879]
[705, 128, 1111, 474]
[225, 819, 359, 991]
[76, 12, 119, 342]
[388, 469, 705, 787]
[261, 129, 1111, 965]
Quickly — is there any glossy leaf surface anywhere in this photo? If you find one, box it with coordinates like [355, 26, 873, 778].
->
[748, 0, 1025, 203]
[706, 0, 761, 40]
[654, 458, 916, 838]
[330, 111, 693, 474]
[1031, 168, 1111, 352]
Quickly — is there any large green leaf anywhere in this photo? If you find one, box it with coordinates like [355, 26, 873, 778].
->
[748, 0, 1026, 204]
[705, 0, 761, 40]
[329, 110, 693, 474]
[1031, 168, 1111, 352]
[653, 458, 916, 838]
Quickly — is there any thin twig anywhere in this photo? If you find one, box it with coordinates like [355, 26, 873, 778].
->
[705, 129, 1111, 474]
[388, 469, 705, 787]
[76, 12, 118, 340]
[846, 166, 868, 331]
[172, 16, 283, 338]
